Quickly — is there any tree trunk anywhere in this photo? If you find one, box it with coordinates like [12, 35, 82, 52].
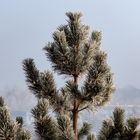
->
[73, 75, 78, 140]
[73, 109, 78, 140]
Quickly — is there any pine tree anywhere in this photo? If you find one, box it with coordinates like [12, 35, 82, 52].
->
[0, 96, 31, 140]
[98, 107, 140, 140]
[23, 12, 115, 140]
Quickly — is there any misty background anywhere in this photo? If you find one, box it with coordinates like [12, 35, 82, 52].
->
[0, 0, 140, 133]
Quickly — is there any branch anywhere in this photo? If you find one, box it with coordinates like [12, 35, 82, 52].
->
[78, 105, 89, 112]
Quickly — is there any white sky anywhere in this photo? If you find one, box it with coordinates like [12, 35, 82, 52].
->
[0, 0, 140, 90]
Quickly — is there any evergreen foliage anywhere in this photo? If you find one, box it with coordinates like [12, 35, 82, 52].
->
[16, 116, 24, 127]
[0, 96, 31, 140]
[0, 96, 4, 107]
[78, 122, 91, 140]
[23, 12, 114, 140]
[57, 115, 74, 140]
[32, 98, 59, 140]
[87, 134, 96, 140]
[98, 107, 140, 140]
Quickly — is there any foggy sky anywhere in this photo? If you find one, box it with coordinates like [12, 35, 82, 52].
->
[0, 0, 140, 90]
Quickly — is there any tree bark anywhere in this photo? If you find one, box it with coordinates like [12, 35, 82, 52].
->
[73, 75, 78, 140]
[73, 110, 78, 140]
[73, 44, 79, 140]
